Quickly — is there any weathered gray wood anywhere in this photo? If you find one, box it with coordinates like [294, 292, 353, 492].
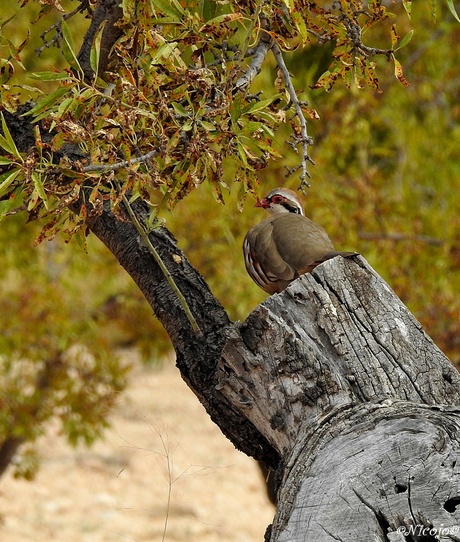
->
[216, 256, 460, 541]
[217, 256, 460, 454]
[274, 402, 460, 541]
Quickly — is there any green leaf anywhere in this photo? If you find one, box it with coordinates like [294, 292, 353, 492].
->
[445, 0, 460, 22]
[0, 186, 22, 223]
[259, 124, 275, 138]
[0, 168, 20, 198]
[21, 86, 69, 120]
[236, 140, 249, 167]
[200, 0, 218, 21]
[291, 10, 308, 42]
[56, 97, 78, 119]
[30, 71, 70, 81]
[402, 0, 411, 18]
[0, 113, 22, 161]
[230, 95, 242, 126]
[242, 98, 276, 115]
[151, 41, 183, 67]
[239, 120, 264, 134]
[90, 20, 106, 77]
[60, 19, 83, 73]
[0, 11, 18, 30]
[151, 0, 185, 20]
[31, 172, 50, 209]
[171, 102, 189, 117]
[199, 12, 243, 30]
[199, 120, 216, 131]
[122, 0, 136, 20]
[395, 30, 414, 51]
[281, 0, 294, 10]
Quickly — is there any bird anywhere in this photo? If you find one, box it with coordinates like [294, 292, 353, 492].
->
[243, 187, 358, 294]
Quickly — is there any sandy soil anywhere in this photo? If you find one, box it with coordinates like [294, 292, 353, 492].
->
[0, 359, 274, 542]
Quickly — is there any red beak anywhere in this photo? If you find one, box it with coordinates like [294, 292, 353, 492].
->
[254, 197, 269, 209]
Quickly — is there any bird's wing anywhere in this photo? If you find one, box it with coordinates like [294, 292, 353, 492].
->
[244, 217, 297, 292]
[271, 214, 335, 272]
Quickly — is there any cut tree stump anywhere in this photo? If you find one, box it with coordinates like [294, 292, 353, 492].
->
[216, 256, 460, 541]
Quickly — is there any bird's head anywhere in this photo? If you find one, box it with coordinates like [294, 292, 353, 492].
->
[255, 188, 304, 216]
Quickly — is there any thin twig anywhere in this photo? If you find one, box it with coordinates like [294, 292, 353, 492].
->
[306, 28, 333, 44]
[271, 41, 314, 190]
[36, 2, 89, 56]
[82, 149, 160, 173]
[120, 191, 202, 336]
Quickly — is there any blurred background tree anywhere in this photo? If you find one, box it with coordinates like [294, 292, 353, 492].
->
[0, 0, 458, 480]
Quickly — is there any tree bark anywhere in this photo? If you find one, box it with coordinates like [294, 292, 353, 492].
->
[87, 204, 460, 541]
[86, 202, 281, 469]
[215, 257, 460, 541]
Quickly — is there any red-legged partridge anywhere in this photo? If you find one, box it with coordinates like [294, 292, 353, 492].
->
[243, 187, 357, 294]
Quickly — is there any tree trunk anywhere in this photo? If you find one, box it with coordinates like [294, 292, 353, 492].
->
[87, 204, 460, 541]
[216, 257, 460, 541]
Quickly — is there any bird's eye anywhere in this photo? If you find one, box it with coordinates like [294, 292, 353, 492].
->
[271, 195, 283, 204]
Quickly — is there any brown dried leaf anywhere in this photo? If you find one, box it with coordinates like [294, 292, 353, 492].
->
[393, 56, 411, 87]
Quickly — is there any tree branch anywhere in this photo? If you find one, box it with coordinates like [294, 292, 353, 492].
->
[233, 36, 272, 92]
[82, 149, 160, 173]
[76, 0, 124, 81]
[271, 42, 315, 190]
[85, 200, 281, 469]
[120, 191, 202, 336]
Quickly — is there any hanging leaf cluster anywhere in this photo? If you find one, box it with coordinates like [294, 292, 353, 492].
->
[0, 0, 455, 243]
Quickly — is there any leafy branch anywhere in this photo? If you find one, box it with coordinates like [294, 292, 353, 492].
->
[0, 0, 450, 233]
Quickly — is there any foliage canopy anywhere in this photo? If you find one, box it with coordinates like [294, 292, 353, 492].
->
[0, 0, 428, 240]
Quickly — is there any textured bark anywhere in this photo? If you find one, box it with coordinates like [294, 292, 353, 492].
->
[77, 0, 124, 81]
[273, 403, 460, 542]
[85, 202, 281, 469]
[217, 257, 460, 457]
[214, 257, 460, 541]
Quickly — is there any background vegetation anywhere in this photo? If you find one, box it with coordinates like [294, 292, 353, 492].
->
[0, 0, 458, 479]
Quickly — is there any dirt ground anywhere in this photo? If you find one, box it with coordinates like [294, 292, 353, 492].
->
[0, 358, 275, 542]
